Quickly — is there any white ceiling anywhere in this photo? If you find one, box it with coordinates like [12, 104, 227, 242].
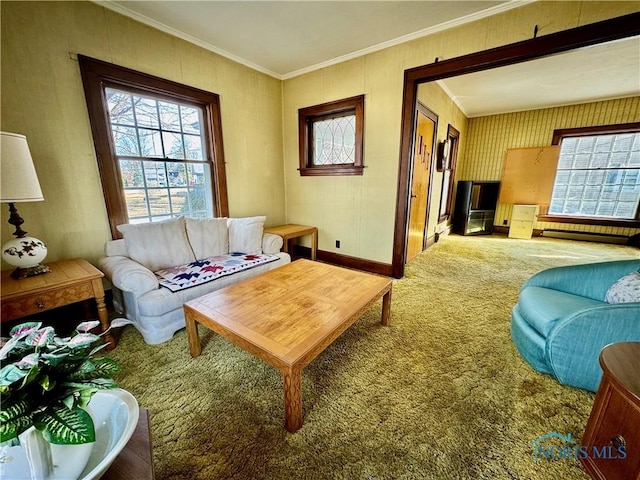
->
[438, 36, 640, 117]
[98, 1, 640, 117]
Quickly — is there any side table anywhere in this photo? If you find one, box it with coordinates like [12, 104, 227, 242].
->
[1, 258, 115, 348]
[580, 342, 640, 480]
[103, 408, 155, 480]
[264, 224, 318, 260]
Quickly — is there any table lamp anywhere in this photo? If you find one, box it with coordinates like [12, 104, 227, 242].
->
[1, 131, 50, 279]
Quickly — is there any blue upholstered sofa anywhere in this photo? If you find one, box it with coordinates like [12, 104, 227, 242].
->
[511, 259, 640, 392]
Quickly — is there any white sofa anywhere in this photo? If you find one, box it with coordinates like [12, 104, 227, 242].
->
[99, 216, 290, 344]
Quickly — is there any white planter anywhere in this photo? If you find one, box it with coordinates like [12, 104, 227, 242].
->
[0, 389, 139, 480]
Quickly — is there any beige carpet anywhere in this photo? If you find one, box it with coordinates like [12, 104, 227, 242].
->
[105, 235, 639, 479]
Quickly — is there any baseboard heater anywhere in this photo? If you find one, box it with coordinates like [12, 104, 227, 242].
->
[541, 229, 628, 245]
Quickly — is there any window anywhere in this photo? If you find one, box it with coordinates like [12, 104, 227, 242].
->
[79, 56, 228, 238]
[545, 124, 640, 225]
[298, 95, 364, 176]
[438, 125, 460, 222]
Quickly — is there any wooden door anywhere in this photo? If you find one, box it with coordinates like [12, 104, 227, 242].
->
[407, 108, 436, 262]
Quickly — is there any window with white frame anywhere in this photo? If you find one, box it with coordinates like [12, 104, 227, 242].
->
[106, 88, 213, 223]
[548, 127, 640, 222]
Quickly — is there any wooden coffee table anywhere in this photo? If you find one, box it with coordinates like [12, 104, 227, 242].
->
[184, 259, 392, 432]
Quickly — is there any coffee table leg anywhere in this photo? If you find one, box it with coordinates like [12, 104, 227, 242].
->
[185, 311, 202, 358]
[381, 287, 392, 326]
[283, 369, 303, 433]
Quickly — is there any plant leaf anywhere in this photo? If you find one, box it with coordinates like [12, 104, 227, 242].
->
[76, 321, 100, 333]
[25, 326, 55, 347]
[67, 333, 100, 348]
[0, 400, 33, 443]
[0, 335, 22, 361]
[69, 358, 121, 381]
[0, 364, 29, 387]
[34, 405, 95, 445]
[9, 322, 42, 338]
[15, 353, 39, 370]
[77, 388, 99, 409]
[62, 378, 118, 390]
[109, 318, 133, 329]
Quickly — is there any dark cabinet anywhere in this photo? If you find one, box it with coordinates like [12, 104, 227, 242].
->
[452, 181, 500, 235]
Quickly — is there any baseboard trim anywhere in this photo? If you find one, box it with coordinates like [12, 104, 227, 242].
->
[293, 245, 393, 276]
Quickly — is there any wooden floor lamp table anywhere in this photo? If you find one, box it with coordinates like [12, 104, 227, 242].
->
[1, 258, 115, 348]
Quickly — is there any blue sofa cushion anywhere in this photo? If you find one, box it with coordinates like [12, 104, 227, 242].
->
[518, 286, 603, 337]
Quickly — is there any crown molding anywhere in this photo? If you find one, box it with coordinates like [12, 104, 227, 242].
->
[93, 0, 536, 81]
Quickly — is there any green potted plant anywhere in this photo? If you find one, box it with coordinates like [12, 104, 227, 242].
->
[0, 318, 130, 478]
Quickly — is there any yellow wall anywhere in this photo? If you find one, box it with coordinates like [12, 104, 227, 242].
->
[1, 1, 286, 266]
[2, 1, 638, 269]
[282, 1, 639, 264]
[462, 97, 640, 237]
[417, 83, 468, 240]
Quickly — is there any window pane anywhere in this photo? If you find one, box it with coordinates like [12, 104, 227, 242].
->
[313, 114, 356, 165]
[167, 162, 187, 187]
[112, 126, 139, 156]
[124, 189, 149, 220]
[187, 163, 206, 186]
[159, 101, 181, 131]
[134, 96, 159, 129]
[143, 161, 167, 187]
[162, 132, 185, 159]
[184, 134, 204, 160]
[138, 128, 163, 157]
[181, 106, 201, 134]
[549, 132, 640, 219]
[170, 188, 188, 213]
[107, 89, 134, 126]
[120, 160, 144, 187]
[147, 188, 170, 216]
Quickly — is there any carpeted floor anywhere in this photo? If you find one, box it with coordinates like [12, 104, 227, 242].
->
[105, 234, 639, 479]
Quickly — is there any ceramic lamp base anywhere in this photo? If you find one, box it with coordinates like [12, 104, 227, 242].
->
[2, 236, 49, 279]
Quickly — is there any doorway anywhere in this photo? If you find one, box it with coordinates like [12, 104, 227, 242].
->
[390, 13, 639, 279]
[407, 103, 437, 262]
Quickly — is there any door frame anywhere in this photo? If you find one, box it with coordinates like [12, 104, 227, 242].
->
[391, 12, 640, 278]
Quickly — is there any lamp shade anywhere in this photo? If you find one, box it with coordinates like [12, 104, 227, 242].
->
[1, 132, 44, 202]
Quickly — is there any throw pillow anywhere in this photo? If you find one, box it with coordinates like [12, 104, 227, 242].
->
[605, 270, 640, 304]
[185, 217, 229, 259]
[117, 217, 195, 272]
[227, 216, 266, 254]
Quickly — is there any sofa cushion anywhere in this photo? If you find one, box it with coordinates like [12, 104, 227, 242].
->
[605, 271, 640, 304]
[518, 286, 603, 337]
[117, 217, 195, 272]
[186, 217, 229, 259]
[228, 216, 266, 254]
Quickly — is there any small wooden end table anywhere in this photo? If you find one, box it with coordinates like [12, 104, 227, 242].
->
[264, 224, 318, 260]
[580, 342, 640, 480]
[184, 259, 392, 433]
[103, 408, 155, 480]
[1, 258, 115, 348]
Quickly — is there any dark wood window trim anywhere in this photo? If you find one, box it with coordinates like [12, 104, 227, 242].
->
[298, 95, 364, 176]
[538, 122, 640, 227]
[393, 12, 640, 279]
[78, 55, 228, 239]
[438, 124, 460, 223]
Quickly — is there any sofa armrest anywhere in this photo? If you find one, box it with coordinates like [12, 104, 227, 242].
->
[523, 259, 640, 301]
[98, 255, 159, 294]
[262, 233, 284, 254]
[546, 302, 640, 391]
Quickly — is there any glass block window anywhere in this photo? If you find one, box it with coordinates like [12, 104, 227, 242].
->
[549, 132, 640, 220]
[106, 87, 213, 223]
[299, 95, 364, 176]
